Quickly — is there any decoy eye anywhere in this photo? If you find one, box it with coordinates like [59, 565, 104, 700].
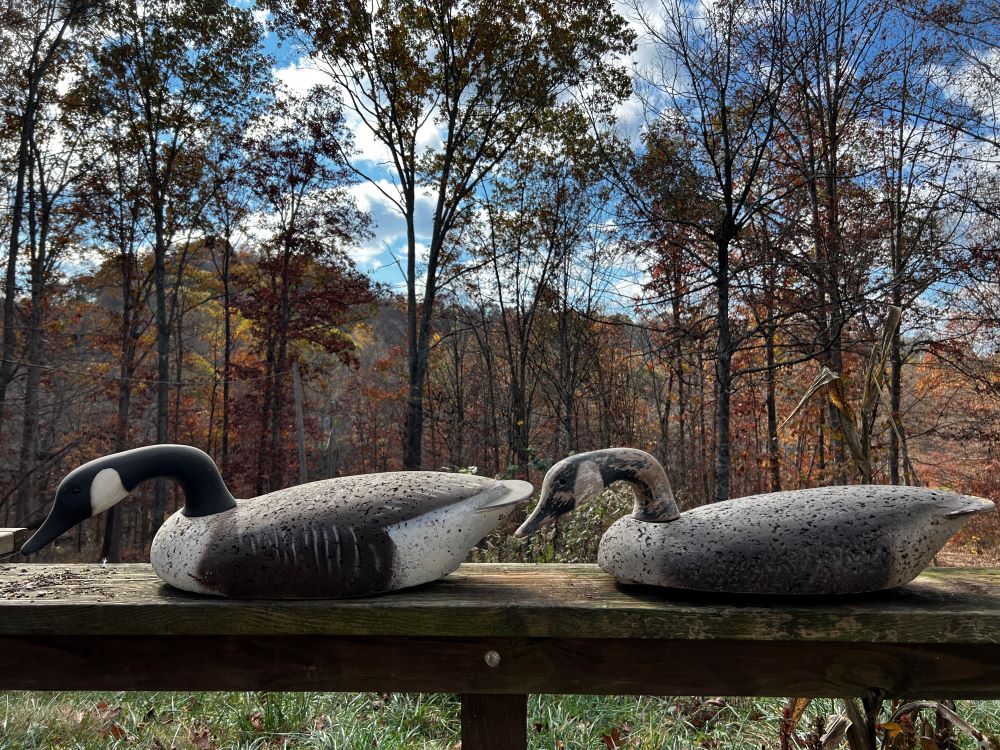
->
[72, 487, 81, 495]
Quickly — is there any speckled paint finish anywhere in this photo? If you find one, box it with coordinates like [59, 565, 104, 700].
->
[598, 485, 995, 594]
[150, 472, 533, 599]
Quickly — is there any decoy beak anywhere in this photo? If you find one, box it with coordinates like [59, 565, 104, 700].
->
[514, 504, 556, 538]
[21, 494, 88, 555]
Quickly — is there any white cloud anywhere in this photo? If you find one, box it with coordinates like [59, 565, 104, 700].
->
[273, 60, 329, 97]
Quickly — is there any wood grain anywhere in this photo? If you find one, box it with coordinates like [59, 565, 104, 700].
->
[462, 694, 527, 750]
[1, 635, 999, 697]
[1, 563, 1000, 643]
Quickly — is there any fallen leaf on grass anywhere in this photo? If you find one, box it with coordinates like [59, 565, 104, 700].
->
[314, 714, 329, 730]
[191, 726, 213, 749]
[249, 712, 264, 732]
[601, 724, 633, 750]
[109, 723, 127, 740]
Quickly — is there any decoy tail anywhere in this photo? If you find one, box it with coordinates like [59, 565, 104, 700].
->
[472, 480, 534, 513]
[944, 497, 995, 517]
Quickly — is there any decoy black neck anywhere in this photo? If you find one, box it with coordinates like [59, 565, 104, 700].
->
[587, 448, 680, 522]
[109, 444, 237, 517]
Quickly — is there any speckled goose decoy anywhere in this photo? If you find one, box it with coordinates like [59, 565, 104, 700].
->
[514, 447, 995, 594]
[21, 445, 533, 598]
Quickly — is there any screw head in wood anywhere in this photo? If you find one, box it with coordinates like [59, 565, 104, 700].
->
[484, 650, 501, 668]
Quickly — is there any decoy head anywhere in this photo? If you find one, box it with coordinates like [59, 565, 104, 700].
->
[21, 444, 236, 555]
[514, 448, 680, 538]
[21, 461, 130, 554]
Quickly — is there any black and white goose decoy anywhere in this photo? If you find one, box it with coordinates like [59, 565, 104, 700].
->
[514, 447, 995, 594]
[21, 444, 533, 598]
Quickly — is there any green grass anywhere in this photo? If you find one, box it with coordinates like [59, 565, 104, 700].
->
[3, 692, 1000, 750]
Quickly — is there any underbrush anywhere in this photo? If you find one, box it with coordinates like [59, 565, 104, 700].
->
[5, 692, 1000, 750]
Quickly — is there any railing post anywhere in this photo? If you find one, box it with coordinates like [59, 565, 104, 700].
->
[460, 693, 528, 750]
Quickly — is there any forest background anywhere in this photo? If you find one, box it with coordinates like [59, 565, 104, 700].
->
[3, 0, 1000, 563]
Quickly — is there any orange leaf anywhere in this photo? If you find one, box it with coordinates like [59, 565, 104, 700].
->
[881, 722, 903, 738]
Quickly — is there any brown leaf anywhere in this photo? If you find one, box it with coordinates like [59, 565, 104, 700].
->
[249, 712, 264, 732]
[95, 700, 109, 712]
[109, 723, 127, 740]
[192, 727, 213, 750]
[73, 710, 87, 725]
[921, 738, 941, 750]
[144, 706, 156, 723]
[601, 725, 632, 750]
[314, 713, 329, 730]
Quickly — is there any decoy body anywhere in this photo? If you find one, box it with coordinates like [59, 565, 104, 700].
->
[21, 445, 533, 598]
[515, 448, 995, 594]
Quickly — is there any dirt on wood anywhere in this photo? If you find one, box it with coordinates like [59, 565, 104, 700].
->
[0, 565, 119, 600]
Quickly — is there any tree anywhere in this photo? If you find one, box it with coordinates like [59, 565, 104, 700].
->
[877, 22, 965, 484]
[239, 88, 376, 493]
[270, 0, 635, 468]
[75, 127, 154, 559]
[91, 0, 270, 532]
[1, 0, 99, 443]
[627, 0, 794, 502]
[779, 0, 891, 483]
[464, 108, 613, 475]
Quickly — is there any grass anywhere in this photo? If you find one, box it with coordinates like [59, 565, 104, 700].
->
[3, 692, 1000, 750]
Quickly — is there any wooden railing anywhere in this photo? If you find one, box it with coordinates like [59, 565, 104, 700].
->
[2, 560, 1000, 749]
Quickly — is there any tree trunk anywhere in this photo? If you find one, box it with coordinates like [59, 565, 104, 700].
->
[14, 156, 43, 523]
[0, 118, 31, 439]
[714, 235, 732, 504]
[151, 191, 170, 537]
[766, 318, 780, 493]
[293, 359, 306, 484]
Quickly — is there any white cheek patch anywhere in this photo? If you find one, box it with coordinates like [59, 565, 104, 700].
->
[573, 461, 604, 506]
[90, 468, 130, 515]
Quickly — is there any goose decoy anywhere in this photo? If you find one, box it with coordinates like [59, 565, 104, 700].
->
[514, 447, 995, 594]
[21, 444, 533, 598]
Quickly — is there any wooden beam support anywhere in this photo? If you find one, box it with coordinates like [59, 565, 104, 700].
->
[1, 635, 1000, 697]
[461, 693, 527, 750]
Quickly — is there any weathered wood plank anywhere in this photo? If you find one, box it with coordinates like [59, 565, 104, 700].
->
[1, 564, 1000, 643]
[0, 528, 28, 556]
[1, 635, 999, 697]
[461, 693, 527, 750]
